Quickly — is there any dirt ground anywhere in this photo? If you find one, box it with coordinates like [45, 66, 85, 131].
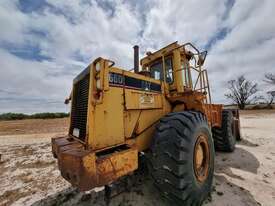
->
[0, 110, 275, 206]
[0, 118, 69, 136]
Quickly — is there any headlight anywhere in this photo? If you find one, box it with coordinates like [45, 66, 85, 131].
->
[96, 79, 101, 90]
[95, 62, 100, 72]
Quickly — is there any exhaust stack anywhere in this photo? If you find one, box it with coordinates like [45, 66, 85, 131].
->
[133, 45, 139, 73]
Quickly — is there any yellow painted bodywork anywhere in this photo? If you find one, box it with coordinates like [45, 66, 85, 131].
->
[53, 41, 224, 191]
[85, 63, 172, 152]
[88, 86, 125, 149]
[135, 124, 156, 151]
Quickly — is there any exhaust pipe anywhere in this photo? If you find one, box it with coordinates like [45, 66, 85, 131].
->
[133, 45, 139, 73]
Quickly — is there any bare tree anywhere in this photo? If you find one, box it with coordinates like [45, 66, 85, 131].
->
[265, 91, 275, 108]
[264, 73, 275, 85]
[264, 73, 275, 108]
[225, 75, 260, 109]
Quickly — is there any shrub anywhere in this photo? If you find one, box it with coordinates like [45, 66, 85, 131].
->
[0, 112, 69, 121]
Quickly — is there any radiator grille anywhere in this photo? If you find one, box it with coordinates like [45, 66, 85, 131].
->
[70, 74, 90, 141]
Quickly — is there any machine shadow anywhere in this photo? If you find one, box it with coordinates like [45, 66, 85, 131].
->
[31, 175, 171, 206]
[31, 187, 82, 206]
[211, 143, 260, 205]
[32, 142, 260, 206]
[211, 174, 261, 206]
[215, 145, 260, 177]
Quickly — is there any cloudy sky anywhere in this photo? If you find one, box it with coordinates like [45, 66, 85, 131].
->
[0, 0, 275, 113]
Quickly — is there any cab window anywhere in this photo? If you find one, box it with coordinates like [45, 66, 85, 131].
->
[149, 57, 174, 83]
[165, 57, 173, 84]
[150, 60, 163, 81]
[181, 62, 191, 87]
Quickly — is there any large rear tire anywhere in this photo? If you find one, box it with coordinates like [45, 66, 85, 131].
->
[212, 110, 236, 152]
[147, 111, 215, 206]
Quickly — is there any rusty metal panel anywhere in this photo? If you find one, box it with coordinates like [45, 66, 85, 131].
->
[58, 149, 97, 191]
[205, 104, 223, 128]
[52, 136, 138, 191]
[96, 147, 138, 186]
[227, 108, 241, 140]
[52, 136, 84, 158]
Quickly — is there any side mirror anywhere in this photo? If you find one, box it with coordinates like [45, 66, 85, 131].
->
[64, 98, 70, 104]
[197, 51, 207, 66]
[64, 91, 72, 104]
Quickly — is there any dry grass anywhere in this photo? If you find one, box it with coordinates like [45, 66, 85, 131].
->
[0, 118, 69, 136]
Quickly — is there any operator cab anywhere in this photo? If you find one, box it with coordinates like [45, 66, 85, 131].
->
[140, 41, 209, 102]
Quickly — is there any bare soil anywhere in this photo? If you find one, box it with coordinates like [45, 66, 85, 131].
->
[0, 118, 69, 136]
[0, 110, 275, 206]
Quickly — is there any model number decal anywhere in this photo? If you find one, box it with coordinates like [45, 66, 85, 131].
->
[109, 73, 124, 85]
[109, 72, 161, 92]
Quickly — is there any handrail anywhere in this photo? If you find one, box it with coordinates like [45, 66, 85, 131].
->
[193, 71, 201, 90]
[167, 43, 207, 69]
[106, 59, 115, 67]
[166, 65, 211, 101]
[182, 42, 200, 54]
[194, 86, 209, 91]
[204, 69, 212, 104]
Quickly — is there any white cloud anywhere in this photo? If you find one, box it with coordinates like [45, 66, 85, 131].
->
[0, 1, 28, 44]
[207, 0, 275, 102]
[0, 48, 73, 113]
[141, 0, 227, 49]
[0, 0, 275, 112]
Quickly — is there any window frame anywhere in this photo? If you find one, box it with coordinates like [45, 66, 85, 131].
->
[164, 56, 174, 84]
[149, 58, 164, 81]
[148, 56, 174, 84]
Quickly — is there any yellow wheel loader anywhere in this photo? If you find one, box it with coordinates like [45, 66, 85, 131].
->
[52, 41, 241, 205]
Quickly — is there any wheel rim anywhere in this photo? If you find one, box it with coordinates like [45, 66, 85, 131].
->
[193, 134, 210, 183]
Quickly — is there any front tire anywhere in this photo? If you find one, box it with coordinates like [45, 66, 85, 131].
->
[147, 111, 215, 206]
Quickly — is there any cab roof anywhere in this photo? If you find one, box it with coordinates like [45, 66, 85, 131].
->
[140, 41, 180, 67]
